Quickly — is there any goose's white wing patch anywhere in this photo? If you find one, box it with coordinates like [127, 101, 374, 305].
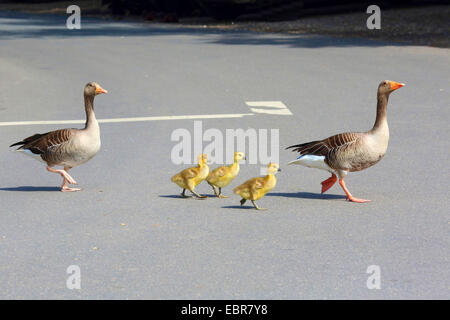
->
[288, 155, 332, 172]
[16, 149, 46, 163]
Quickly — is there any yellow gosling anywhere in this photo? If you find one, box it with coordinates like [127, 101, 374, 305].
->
[233, 162, 281, 210]
[206, 152, 245, 198]
[171, 154, 210, 199]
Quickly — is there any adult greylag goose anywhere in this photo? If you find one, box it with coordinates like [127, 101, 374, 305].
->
[286, 80, 404, 203]
[10, 82, 107, 192]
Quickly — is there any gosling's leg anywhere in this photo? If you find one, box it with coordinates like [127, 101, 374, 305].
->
[209, 183, 220, 197]
[218, 187, 228, 199]
[180, 189, 191, 198]
[251, 200, 267, 211]
[190, 190, 207, 199]
[186, 180, 206, 199]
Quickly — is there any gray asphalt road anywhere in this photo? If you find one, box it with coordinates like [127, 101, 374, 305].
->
[0, 12, 449, 299]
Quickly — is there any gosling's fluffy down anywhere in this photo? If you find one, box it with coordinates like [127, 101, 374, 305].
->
[206, 152, 245, 198]
[171, 154, 209, 199]
[233, 162, 280, 210]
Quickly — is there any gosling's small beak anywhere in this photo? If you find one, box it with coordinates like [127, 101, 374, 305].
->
[278, 168, 281, 172]
[244, 156, 247, 160]
[389, 81, 405, 91]
[95, 85, 108, 94]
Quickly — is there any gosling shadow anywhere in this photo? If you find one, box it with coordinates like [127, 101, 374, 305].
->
[266, 192, 346, 200]
[0, 186, 60, 192]
[222, 205, 254, 210]
[159, 194, 186, 199]
[159, 194, 208, 200]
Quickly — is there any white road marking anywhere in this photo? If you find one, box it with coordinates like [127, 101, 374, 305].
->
[246, 101, 293, 115]
[0, 113, 254, 127]
[0, 101, 293, 127]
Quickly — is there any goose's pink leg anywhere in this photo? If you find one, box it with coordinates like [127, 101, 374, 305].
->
[62, 166, 81, 192]
[46, 166, 77, 184]
[46, 166, 80, 192]
[338, 179, 370, 203]
[321, 173, 337, 194]
[60, 178, 81, 192]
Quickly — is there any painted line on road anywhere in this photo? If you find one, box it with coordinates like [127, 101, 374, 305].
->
[0, 101, 293, 127]
[0, 113, 255, 127]
[245, 101, 293, 115]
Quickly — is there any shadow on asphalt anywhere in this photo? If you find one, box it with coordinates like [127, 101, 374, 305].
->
[222, 205, 255, 210]
[159, 194, 210, 199]
[266, 192, 346, 200]
[159, 194, 184, 199]
[0, 11, 396, 48]
[0, 186, 60, 192]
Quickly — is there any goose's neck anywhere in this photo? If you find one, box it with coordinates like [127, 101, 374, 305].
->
[84, 94, 97, 129]
[371, 92, 389, 133]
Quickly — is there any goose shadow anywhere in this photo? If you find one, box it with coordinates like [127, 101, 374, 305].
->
[266, 192, 347, 200]
[0, 186, 60, 192]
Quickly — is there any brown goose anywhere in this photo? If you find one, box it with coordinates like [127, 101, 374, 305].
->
[287, 80, 404, 203]
[10, 82, 107, 192]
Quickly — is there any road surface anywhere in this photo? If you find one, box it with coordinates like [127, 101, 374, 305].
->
[0, 11, 449, 299]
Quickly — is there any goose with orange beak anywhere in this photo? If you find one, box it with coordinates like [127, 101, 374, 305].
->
[287, 80, 405, 203]
[10, 82, 107, 192]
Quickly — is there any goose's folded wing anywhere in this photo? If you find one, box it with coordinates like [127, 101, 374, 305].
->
[287, 132, 362, 158]
[11, 128, 75, 154]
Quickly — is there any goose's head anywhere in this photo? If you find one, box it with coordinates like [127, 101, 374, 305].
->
[267, 162, 281, 175]
[85, 82, 108, 97]
[378, 80, 404, 95]
[234, 152, 246, 162]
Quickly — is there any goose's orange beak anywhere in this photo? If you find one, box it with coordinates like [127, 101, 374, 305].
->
[95, 85, 108, 94]
[389, 81, 405, 91]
